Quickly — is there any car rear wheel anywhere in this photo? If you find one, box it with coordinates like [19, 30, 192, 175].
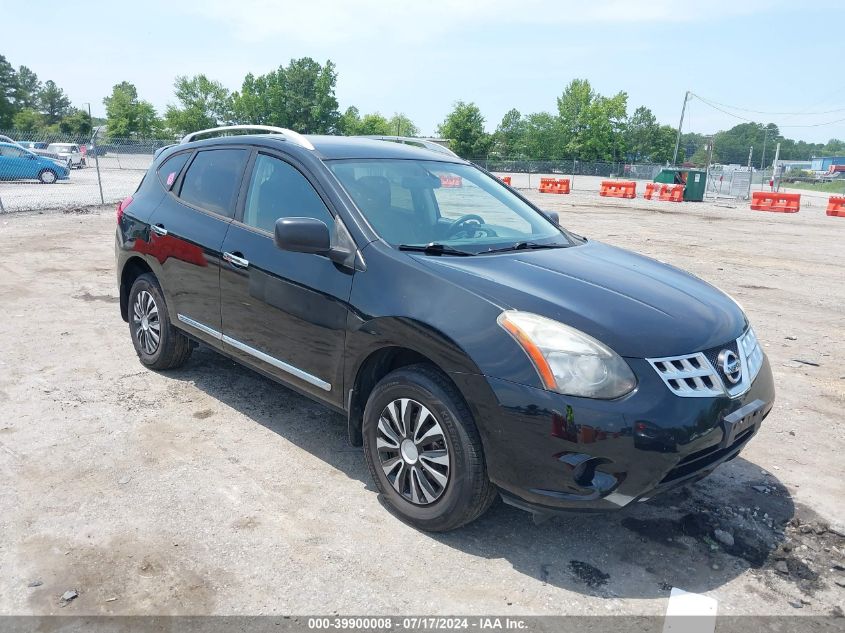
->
[362, 364, 497, 531]
[128, 273, 193, 370]
[38, 169, 57, 184]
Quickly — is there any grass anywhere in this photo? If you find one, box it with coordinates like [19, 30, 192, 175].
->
[779, 180, 845, 194]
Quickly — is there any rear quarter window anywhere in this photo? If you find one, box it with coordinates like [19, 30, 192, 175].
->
[177, 149, 248, 218]
[157, 151, 192, 190]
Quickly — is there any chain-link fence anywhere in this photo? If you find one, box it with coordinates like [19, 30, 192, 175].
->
[2, 137, 671, 213]
[0, 129, 172, 213]
[469, 157, 663, 192]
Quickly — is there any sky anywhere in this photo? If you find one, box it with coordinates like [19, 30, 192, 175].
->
[1, 0, 843, 143]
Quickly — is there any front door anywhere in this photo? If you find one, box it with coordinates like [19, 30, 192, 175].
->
[0, 145, 38, 180]
[220, 152, 354, 406]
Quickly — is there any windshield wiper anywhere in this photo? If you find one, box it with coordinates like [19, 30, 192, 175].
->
[481, 241, 568, 255]
[398, 243, 475, 256]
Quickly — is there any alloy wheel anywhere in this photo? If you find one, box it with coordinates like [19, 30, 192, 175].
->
[132, 290, 161, 355]
[376, 398, 450, 505]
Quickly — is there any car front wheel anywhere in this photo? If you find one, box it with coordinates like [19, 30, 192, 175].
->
[38, 169, 57, 184]
[128, 273, 193, 370]
[362, 364, 497, 531]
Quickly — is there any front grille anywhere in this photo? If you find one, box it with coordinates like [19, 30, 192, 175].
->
[702, 340, 741, 393]
[648, 328, 765, 399]
[660, 427, 754, 484]
[647, 352, 723, 397]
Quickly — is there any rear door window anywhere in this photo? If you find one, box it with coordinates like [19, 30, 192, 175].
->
[178, 149, 248, 218]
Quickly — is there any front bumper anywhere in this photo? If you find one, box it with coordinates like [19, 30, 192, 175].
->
[452, 354, 775, 514]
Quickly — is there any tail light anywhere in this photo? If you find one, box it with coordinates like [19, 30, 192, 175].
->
[116, 195, 133, 223]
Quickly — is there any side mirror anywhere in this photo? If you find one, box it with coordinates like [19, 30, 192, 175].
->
[544, 210, 560, 225]
[274, 217, 331, 255]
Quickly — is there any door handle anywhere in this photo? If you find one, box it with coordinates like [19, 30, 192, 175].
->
[150, 224, 168, 237]
[223, 252, 249, 269]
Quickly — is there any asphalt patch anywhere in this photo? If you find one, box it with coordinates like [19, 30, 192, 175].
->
[569, 560, 610, 588]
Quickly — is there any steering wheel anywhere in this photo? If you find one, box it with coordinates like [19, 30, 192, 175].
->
[446, 214, 492, 238]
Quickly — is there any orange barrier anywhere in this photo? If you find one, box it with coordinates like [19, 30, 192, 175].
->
[539, 177, 570, 194]
[440, 175, 462, 188]
[644, 183, 683, 202]
[600, 180, 636, 199]
[659, 184, 684, 202]
[500, 176, 512, 186]
[750, 191, 800, 213]
[826, 196, 845, 217]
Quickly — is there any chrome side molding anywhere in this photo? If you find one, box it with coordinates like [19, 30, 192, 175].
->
[176, 313, 331, 391]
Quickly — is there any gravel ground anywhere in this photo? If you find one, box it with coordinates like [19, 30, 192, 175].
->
[0, 192, 843, 618]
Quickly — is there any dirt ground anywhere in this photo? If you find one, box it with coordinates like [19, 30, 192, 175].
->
[0, 191, 843, 619]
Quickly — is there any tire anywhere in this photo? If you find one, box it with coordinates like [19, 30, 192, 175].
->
[362, 364, 497, 531]
[128, 273, 193, 370]
[38, 169, 57, 184]
[79, 158, 86, 168]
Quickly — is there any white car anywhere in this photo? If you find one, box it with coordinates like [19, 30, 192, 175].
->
[46, 143, 86, 169]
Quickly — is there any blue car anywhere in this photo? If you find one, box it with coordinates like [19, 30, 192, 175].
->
[0, 142, 70, 183]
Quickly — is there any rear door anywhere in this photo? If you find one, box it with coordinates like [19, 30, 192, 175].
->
[219, 151, 354, 405]
[148, 147, 249, 346]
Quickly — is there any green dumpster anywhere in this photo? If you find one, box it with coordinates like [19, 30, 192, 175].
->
[654, 168, 707, 202]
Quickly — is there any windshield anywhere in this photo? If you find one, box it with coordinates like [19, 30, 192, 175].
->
[328, 159, 569, 253]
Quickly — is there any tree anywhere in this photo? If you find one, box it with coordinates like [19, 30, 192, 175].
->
[12, 108, 43, 132]
[523, 112, 563, 159]
[493, 109, 527, 157]
[15, 66, 41, 110]
[165, 74, 232, 135]
[230, 58, 340, 133]
[624, 106, 658, 161]
[104, 81, 162, 138]
[38, 80, 71, 125]
[650, 125, 677, 164]
[557, 79, 628, 161]
[386, 112, 419, 137]
[338, 106, 362, 135]
[0, 55, 17, 128]
[557, 79, 594, 157]
[58, 107, 92, 137]
[357, 113, 392, 135]
[710, 122, 783, 165]
[436, 101, 491, 158]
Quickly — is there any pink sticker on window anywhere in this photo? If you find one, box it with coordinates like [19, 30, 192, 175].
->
[166, 172, 176, 187]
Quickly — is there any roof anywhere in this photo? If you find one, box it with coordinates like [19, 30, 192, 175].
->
[307, 136, 462, 161]
[177, 132, 464, 163]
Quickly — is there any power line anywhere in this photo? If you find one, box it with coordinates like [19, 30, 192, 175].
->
[691, 92, 845, 116]
[691, 93, 845, 128]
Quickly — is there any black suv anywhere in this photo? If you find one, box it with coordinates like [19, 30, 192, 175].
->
[116, 126, 774, 531]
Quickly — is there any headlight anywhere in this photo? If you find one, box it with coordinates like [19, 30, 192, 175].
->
[497, 310, 637, 399]
[739, 326, 764, 381]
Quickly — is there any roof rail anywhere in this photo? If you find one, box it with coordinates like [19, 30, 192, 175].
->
[180, 125, 315, 150]
[362, 136, 459, 158]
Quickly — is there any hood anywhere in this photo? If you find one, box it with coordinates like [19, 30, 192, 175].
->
[415, 241, 747, 358]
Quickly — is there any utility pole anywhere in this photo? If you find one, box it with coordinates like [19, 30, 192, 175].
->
[672, 91, 691, 167]
[759, 127, 770, 190]
[771, 142, 781, 192]
[705, 136, 715, 187]
[747, 146, 754, 200]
